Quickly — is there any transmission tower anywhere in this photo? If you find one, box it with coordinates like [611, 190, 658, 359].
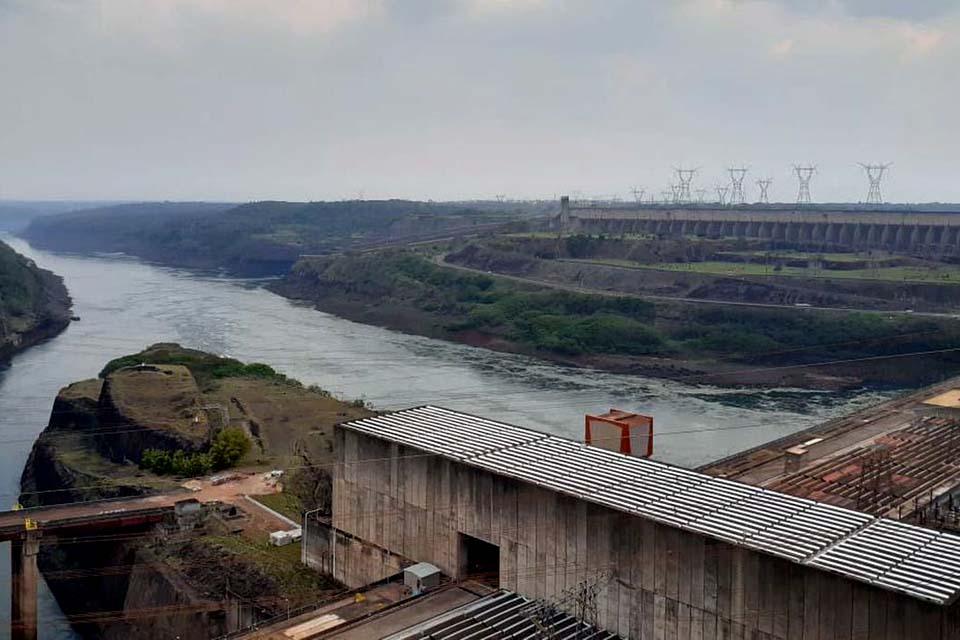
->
[728, 167, 748, 205]
[756, 178, 773, 204]
[695, 188, 707, 204]
[716, 185, 729, 206]
[674, 167, 697, 204]
[660, 188, 674, 204]
[861, 163, 890, 205]
[630, 186, 645, 203]
[794, 165, 816, 205]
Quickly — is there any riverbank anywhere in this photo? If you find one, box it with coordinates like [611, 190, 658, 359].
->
[269, 250, 960, 391]
[0, 238, 71, 361]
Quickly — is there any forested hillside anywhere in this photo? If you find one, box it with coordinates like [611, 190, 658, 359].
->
[22, 200, 539, 275]
[0, 239, 71, 360]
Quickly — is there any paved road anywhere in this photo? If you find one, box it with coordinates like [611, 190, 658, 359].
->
[435, 255, 959, 319]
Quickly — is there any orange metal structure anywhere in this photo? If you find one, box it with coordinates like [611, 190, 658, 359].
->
[584, 409, 654, 458]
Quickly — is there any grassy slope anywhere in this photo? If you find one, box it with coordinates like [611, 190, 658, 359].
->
[274, 249, 960, 387]
[623, 259, 960, 284]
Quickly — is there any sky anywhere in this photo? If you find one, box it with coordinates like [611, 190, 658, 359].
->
[1, 0, 957, 203]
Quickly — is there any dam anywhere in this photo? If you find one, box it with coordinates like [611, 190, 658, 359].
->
[561, 198, 960, 255]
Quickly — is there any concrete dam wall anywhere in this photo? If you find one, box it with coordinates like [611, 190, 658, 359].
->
[566, 204, 960, 254]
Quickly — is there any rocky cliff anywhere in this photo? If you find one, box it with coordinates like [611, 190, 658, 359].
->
[19, 344, 369, 638]
[0, 238, 71, 361]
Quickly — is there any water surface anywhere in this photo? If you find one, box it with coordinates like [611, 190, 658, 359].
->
[0, 236, 893, 636]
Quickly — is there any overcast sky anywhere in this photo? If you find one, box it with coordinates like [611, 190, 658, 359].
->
[1, 0, 957, 203]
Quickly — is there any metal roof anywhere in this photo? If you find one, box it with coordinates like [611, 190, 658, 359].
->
[383, 590, 621, 640]
[341, 406, 960, 605]
[404, 562, 441, 579]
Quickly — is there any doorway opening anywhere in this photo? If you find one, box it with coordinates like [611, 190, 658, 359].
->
[459, 533, 500, 586]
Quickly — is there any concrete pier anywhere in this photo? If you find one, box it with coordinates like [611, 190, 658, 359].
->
[11, 531, 40, 640]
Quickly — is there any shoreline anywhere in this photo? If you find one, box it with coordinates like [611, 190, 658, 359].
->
[265, 281, 883, 392]
[0, 315, 72, 363]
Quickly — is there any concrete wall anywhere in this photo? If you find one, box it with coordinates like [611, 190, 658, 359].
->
[305, 513, 409, 588]
[334, 428, 960, 639]
[568, 207, 960, 254]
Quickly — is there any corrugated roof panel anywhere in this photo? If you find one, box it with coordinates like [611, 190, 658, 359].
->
[343, 405, 548, 459]
[382, 590, 622, 640]
[340, 406, 960, 605]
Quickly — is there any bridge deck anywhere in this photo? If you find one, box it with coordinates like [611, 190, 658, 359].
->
[0, 471, 279, 540]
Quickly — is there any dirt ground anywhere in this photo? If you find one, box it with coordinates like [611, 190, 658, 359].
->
[203, 377, 373, 465]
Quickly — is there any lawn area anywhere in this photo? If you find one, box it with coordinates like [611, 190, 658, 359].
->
[570, 258, 960, 284]
[717, 250, 887, 263]
[200, 534, 327, 596]
[251, 491, 304, 522]
[507, 231, 656, 240]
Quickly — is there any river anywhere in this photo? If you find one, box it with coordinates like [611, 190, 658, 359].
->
[0, 236, 892, 637]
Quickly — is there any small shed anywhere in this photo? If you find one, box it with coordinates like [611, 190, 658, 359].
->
[403, 562, 441, 595]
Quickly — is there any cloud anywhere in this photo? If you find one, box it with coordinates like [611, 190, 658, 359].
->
[464, 0, 550, 15]
[49, 0, 385, 46]
[770, 38, 794, 57]
[0, 0, 958, 202]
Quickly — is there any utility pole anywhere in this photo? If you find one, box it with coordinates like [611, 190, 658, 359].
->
[756, 178, 773, 204]
[555, 195, 570, 259]
[794, 165, 816, 205]
[728, 167, 748, 205]
[716, 185, 729, 206]
[861, 163, 891, 205]
[674, 167, 697, 204]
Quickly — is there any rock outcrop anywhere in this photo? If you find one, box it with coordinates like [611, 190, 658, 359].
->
[19, 345, 367, 638]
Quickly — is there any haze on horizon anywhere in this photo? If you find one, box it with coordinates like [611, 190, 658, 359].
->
[1, 0, 957, 204]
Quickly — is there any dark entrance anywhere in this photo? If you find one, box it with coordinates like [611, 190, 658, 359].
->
[459, 533, 500, 585]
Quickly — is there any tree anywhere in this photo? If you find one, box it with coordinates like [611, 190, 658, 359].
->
[209, 428, 252, 470]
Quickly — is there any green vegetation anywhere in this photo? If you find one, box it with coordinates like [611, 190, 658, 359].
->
[284, 250, 960, 370]
[200, 534, 331, 595]
[0, 242, 41, 319]
[23, 200, 541, 276]
[101, 344, 293, 388]
[0, 240, 70, 344]
[0, 240, 71, 361]
[290, 250, 658, 357]
[718, 250, 884, 263]
[674, 307, 954, 361]
[625, 259, 960, 283]
[140, 427, 251, 477]
[251, 492, 304, 522]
